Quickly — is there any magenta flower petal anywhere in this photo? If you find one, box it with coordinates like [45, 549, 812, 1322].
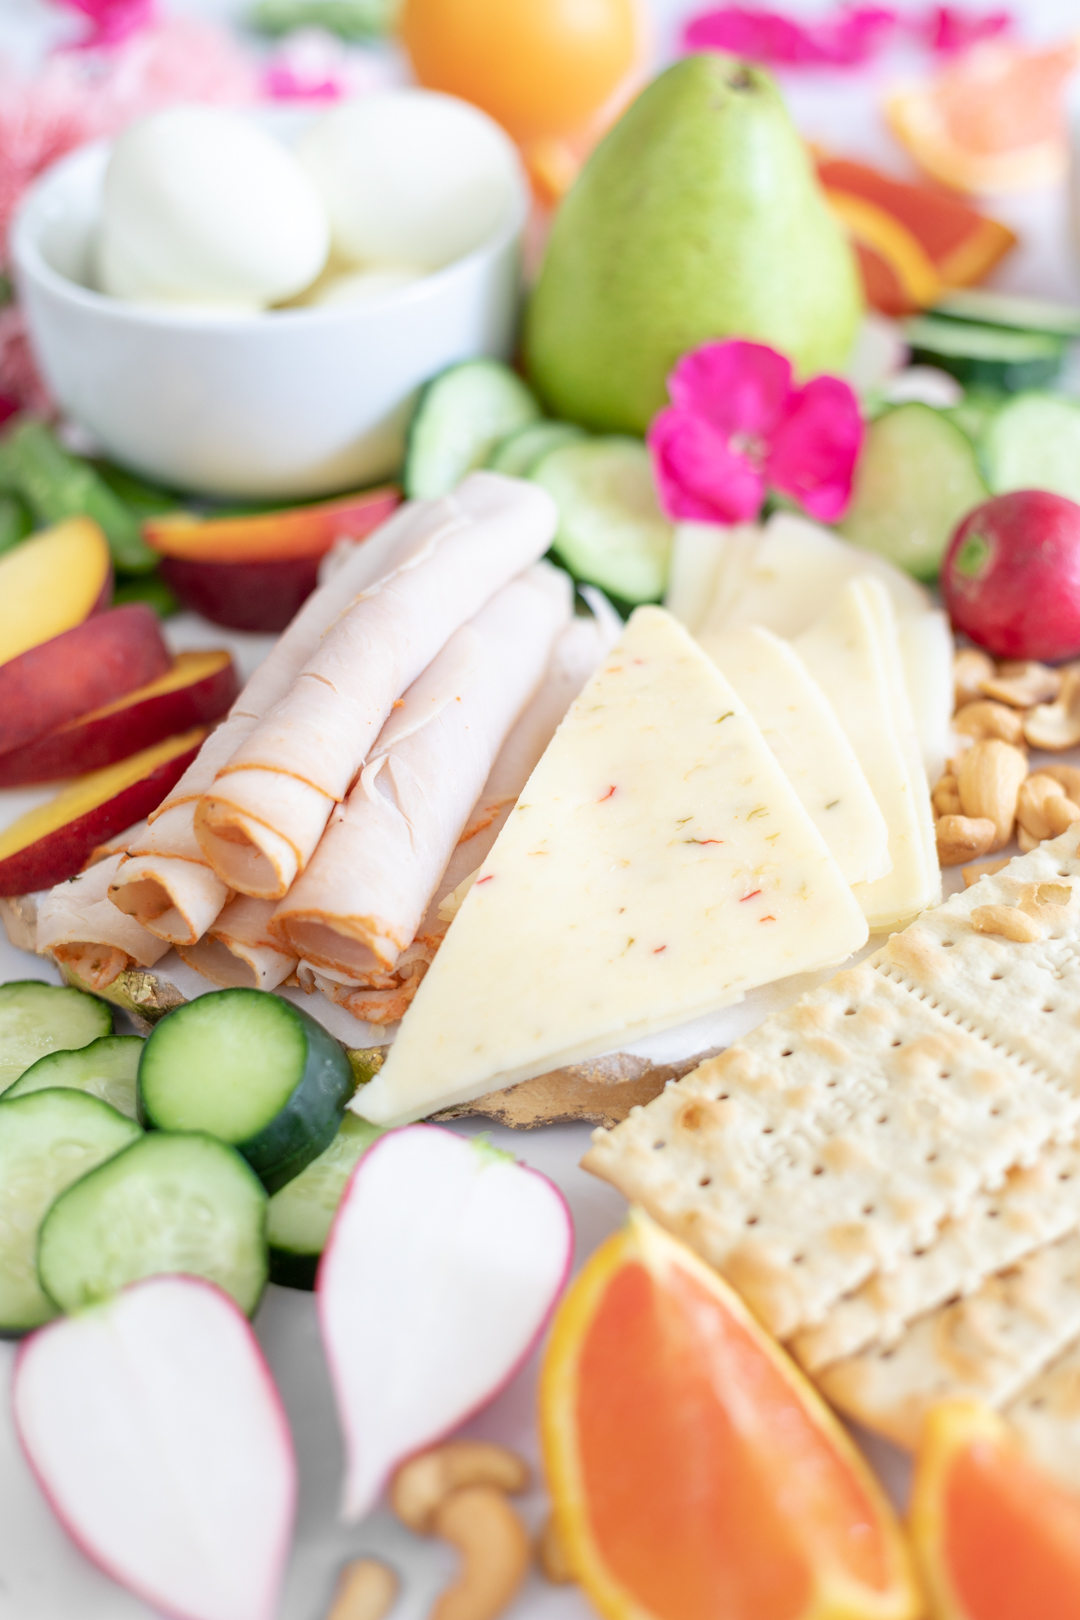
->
[766, 375, 864, 523]
[682, 5, 896, 67]
[667, 340, 793, 441]
[648, 405, 766, 525]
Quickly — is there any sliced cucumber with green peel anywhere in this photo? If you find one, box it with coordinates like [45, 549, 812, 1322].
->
[7, 1035, 142, 1119]
[267, 1114, 382, 1289]
[404, 360, 541, 499]
[932, 288, 1080, 339]
[0, 982, 112, 1096]
[0, 1091, 140, 1334]
[487, 420, 587, 477]
[978, 392, 1080, 504]
[138, 988, 355, 1194]
[839, 402, 988, 582]
[37, 1131, 268, 1317]
[531, 437, 673, 605]
[944, 390, 1004, 445]
[903, 314, 1066, 393]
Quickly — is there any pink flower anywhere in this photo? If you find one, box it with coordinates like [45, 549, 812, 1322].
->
[683, 5, 897, 67]
[54, 0, 157, 52]
[647, 340, 863, 526]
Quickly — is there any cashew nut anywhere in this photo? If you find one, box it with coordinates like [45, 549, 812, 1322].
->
[1023, 670, 1080, 750]
[981, 661, 1061, 708]
[537, 1513, 574, 1585]
[931, 774, 963, 819]
[430, 1485, 531, 1620]
[961, 858, 1012, 888]
[954, 647, 995, 709]
[1017, 773, 1067, 843]
[391, 1442, 529, 1533]
[326, 1558, 398, 1620]
[953, 700, 1026, 747]
[1039, 764, 1080, 803]
[936, 814, 997, 866]
[957, 740, 1028, 849]
[971, 904, 1043, 943]
[1017, 824, 1039, 853]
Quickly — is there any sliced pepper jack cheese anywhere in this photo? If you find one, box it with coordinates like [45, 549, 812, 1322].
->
[795, 577, 939, 933]
[701, 624, 890, 887]
[355, 606, 869, 1127]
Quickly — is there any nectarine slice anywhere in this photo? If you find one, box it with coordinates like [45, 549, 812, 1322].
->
[542, 1210, 921, 1620]
[0, 650, 237, 786]
[0, 728, 206, 895]
[144, 486, 399, 564]
[910, 1400, 1080, 1620]
[0, 604, 170, 758]
[0, 518, 111, 666]
[161, 555, 323, 633]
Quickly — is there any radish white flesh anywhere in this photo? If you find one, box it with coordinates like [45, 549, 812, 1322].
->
[13, 1275, 296, 1620]
[318, 1124, 573, 1520]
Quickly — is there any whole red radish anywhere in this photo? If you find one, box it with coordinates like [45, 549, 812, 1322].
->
[942, 490, 1080, 661]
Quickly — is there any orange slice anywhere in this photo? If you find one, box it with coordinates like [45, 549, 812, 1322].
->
[541, 1209, 921, 1620]
[886, 38, 1080, 195]
[910, 1400, 1080, 1620]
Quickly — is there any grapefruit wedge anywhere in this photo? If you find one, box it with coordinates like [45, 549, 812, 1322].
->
[540, 1210, 921, 1620]
[910, 1400, 1080, 1620]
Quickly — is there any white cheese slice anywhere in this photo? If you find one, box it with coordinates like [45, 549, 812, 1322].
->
[700, 624, 890, 886]
[355, 606, 869, 1126]
[721, 511, 928, 637]
[795, 578, 939, 932]
[897, 609, 954, 786]
[664, 522, 759, 635]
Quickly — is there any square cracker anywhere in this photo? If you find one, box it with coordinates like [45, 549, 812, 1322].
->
[881, 826, 1080, 1090]
[1006, 1336, 1080, 1492]
[583, 962, 1075, 1339]
[790, 1140, 1080, 1372]
[815, 1230, 1080, 1449]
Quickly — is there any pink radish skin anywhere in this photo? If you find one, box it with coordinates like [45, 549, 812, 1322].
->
[13, 1275, 296, 1620]
[942, 489, 1080, 660]
[317, 1124, 573, 1521]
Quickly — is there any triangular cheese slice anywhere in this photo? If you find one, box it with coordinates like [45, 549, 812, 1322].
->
[795, 578, 939, 932]
[355, 607, 868, 1126]
[701, 624, 890, 886]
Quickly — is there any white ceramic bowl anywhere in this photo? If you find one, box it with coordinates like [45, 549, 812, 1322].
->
[11, 115, 529, 501]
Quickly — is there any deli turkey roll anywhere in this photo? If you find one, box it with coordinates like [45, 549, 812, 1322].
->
[194, 473, 558, 900]
[271, 561, 572, 975]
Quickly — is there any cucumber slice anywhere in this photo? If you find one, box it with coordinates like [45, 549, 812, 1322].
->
[903, 315, 1066, 393]
[0, 982, 112, 1096]
[7, 1035, 142, 1119]
[0, 1091, 140, 1334]
[944, 390, 1004, 445]
[487, 420, 587, 477]
[404, 360, 541, 499]
[138, 988, 355, 1194]
[530, 437, 673, 605]
[838, 403, 988, 582]
[978, 392, 1080, 504]
[267, 1114, 382, 1290]
[932, 289, 1080, 339]
[37, 1131, 268, 1317]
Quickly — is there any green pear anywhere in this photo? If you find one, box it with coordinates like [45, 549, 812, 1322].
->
[524, 53, 863, 434]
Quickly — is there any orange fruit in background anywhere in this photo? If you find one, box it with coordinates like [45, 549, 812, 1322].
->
[540, 1209, 921, 1620]
[886, 38, 1080, 195]
[910, 1400, 1080, 1620]
[399, 0, 645, 144]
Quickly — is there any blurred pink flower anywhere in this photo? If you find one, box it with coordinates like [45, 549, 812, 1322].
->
[681, 3, 1010, 66]
[55, 0, 157, 51]
[647, 340, 863, 526]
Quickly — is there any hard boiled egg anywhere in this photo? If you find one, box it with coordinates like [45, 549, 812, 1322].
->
[297, 91, 522, 273]
[97, 107, 330, 312]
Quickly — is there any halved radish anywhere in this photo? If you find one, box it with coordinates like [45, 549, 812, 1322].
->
[13, 1275, 296, 1620]
[318, 1124, 573, 1521]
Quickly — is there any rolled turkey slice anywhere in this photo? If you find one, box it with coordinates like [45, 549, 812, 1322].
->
[271, 562, 572, 976]
[107, 500, 429, 944]
[194, 473, 558, 900]
[37, 854, 171, 991]
[178, 895, 297, 992]
[294, 590, 622, 1022]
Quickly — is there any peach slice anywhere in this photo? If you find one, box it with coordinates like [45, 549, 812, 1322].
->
[0, 728, 206, 896]
[0, 604, 170, 758]
[144, 486, 400, 564]
[0, 518, 111, 667]
[0, 650, 237, 786]
[160, 555, 325, 634]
